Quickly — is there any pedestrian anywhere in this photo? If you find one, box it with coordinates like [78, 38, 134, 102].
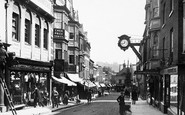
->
[124, 87, 130, 98]
[117, 91, 126, 115]
[63, 91, 69, 105]
[87, 89, 92, 104]
[131, 85, 138, 104]
[32, 85, 44, 107]
[43, 88, 49, 106]
[52, 87, 59, 108]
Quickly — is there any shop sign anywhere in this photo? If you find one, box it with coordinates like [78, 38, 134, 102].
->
[163, 66, 178, 75]
[12, 64, 50, 71]
[134, 70, 159, 75]
[53, 28, 64, 38]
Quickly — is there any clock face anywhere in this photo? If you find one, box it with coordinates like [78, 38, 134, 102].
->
[120, 39, 129, 47]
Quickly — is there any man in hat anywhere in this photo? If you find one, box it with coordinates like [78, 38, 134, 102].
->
[117, 91, 126, 115]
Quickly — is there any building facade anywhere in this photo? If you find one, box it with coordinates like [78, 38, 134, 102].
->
[138, 0, 185, 115]
[0, 0, 54, 112]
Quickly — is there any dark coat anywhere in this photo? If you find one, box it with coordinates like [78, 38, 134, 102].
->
[132, 90, 138, 101]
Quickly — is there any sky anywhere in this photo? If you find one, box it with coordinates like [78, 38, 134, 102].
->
[73, 0, 146, 65]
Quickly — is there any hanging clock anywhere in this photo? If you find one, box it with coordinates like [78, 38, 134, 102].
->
[118, 35, 130, 51]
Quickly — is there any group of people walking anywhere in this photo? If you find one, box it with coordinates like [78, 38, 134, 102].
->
[31, 86, 70, 108]
[32, 86, 49, 107]
[117, 85, 139, 115]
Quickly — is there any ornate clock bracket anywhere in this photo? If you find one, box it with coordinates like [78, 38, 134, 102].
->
[118, 34, 142, 62]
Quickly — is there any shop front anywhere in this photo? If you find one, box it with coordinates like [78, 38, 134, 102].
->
[6, 57, 52, 107]
[161, 66, 179, 115]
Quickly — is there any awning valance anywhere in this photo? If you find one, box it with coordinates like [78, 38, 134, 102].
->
[66, 73, 83, 83]
[99, 83, 106, 87]
[83, 80, 96, 88]
[52, 76, 76, 86]
[94, 82, 101, 88]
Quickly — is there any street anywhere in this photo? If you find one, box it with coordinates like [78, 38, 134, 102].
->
[46, 92, 166, 115]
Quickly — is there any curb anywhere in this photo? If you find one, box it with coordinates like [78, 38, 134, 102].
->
[51, 102, 85, 112]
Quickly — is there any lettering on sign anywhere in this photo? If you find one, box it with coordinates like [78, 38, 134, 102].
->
[53, 28, 64, 38]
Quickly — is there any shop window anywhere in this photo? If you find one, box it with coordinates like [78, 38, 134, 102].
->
[10, 72, 23, 105]
[170, 75, 178, 114]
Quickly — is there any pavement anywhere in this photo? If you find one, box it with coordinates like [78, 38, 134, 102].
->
[1, 100, 86, 115]
[129, 98, 166, 115]
[1, 94, 166, 115]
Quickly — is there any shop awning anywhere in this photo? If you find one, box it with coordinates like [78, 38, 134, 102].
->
[99, 83, 106, 87]
[94, 82, 101, 88]
[52, 76, 76, 86]
[66, 73, 83, 83]
[83, 80, 96, 88]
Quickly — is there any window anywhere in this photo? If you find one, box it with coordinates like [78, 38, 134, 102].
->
[55, 49, 62, 59]
[12, 13, 19, 41]
[43, 22, 48, 49]
[35, 24, 40, 47]
[12, 3, 20, 41]
[64, 50, 68, 61]
[25, 10, 31, 44]
[70, 33, 74, 39]
[162, 3, 166, 25]
[54, 12, 62, 28]
[170, 28, 174, 54]
[64, 23, 68, 31]
[35, 16, 40, 47]
[25, 19, 31, 44]
[152, 0, 159, 18]
[69, 55, 74, 64]
[162, 37, 165, 60]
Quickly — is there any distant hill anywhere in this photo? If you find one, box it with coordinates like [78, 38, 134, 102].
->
[96, 61, 120, 72]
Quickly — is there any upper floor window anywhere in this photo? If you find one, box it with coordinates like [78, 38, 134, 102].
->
[69, 33, 74, 39]
[69, 55, 75, 64]
[162, 3, 166, 25]
[35, 16, 40, 47]
[12, 3, 20, 41]
[54, 12, 62, 28]
[64, 23, 68, 31]
[43, 21, 48, 49]
[170, 28, 174, 54]
[55, 49, 62, 59]
[152, 0, 159, 18]
[25, 10, 31, 44]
